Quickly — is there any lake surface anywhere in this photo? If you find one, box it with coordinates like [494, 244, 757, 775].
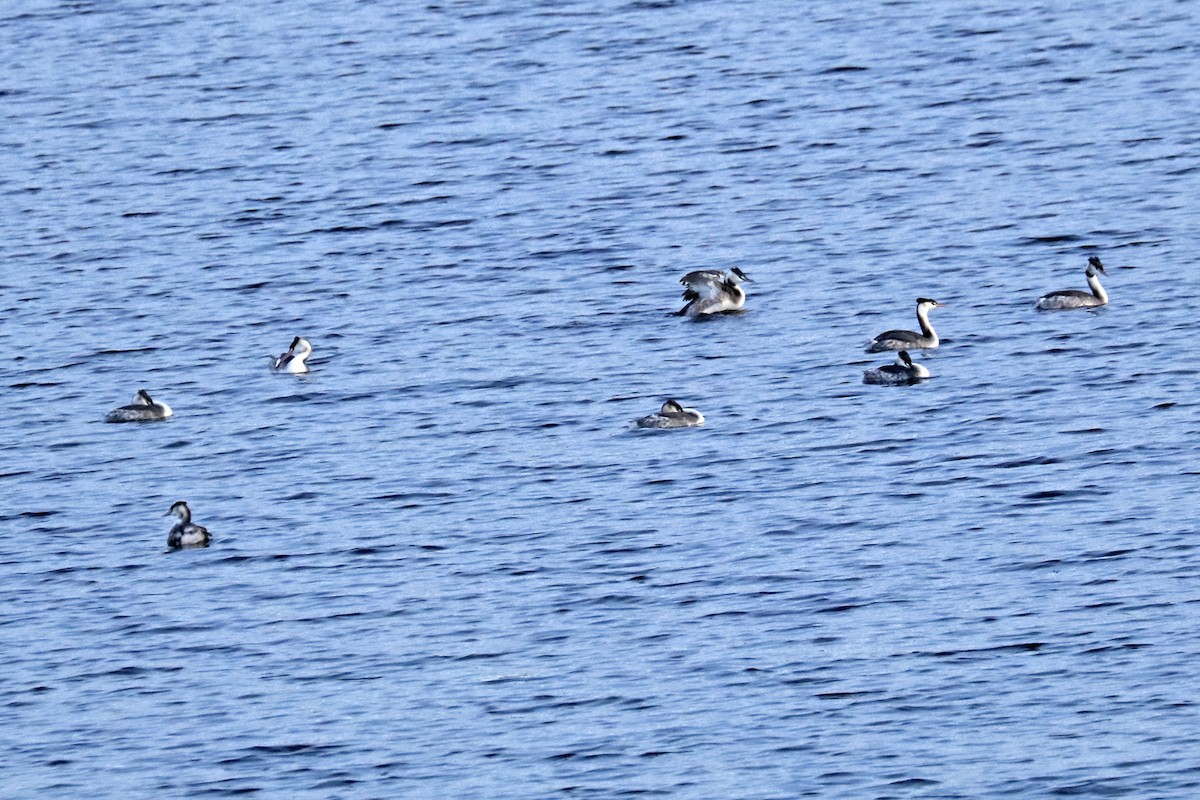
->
[2, 0, 1199, 797]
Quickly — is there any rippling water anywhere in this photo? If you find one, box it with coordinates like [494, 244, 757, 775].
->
[3, 1, 1200, 797]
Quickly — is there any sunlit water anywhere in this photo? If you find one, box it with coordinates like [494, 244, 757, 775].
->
[3, 1, 1200, 797]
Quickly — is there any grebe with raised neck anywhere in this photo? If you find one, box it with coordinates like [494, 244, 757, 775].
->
[1036, 256, 1108, 310]
[863, 350, 930, 385]
[104, 389, 173, 423]
[867, 298, 943, 352]
[676, 268, 752, 317]
[636, 399, 705, 429]
[166, 501, 211, 549]
[271, 336, 313, 373]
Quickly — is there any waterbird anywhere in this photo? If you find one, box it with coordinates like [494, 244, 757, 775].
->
[863, 350, 930, 385]
[866, 298, 943, 352]
[166, 501, 211, 549]
[676, 268, 751, 316]
[1036, 256, 1108, 310]
[636, 399, 705, 429]
[104, 389, 173, 422]
[271, 336, 313, 373]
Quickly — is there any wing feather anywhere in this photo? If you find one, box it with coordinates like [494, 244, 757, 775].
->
[678, 270, 725, 300]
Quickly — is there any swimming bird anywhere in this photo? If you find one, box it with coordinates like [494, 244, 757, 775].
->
[866, 298, 943, 352]
[1036, 256, 1108, 310]
[271, 336, 313, 373]
[636, 399, 705, 429]
[676, 268, 751, 316]
[104, 389, 173, 423]
[863, 350, 930, 385]
[166, 501, 211, 549]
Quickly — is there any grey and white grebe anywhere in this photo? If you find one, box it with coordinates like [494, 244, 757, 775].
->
[867, 298, 943, 352]
[636, 399, 705, 429]
[104, 389, 173, 423]
[1036, 256, 1108, 310]
[166, 501, 211, 549]
[676, 268, 752, 316]
[863, 350, 930, 385]
[271, 336, 313, 374]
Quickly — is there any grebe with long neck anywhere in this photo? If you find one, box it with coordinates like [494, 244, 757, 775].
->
[863, 350, 930, 385]
[676, 268, 752, 317]
[636, 399, 705, 429]
[867, 298, 943, 352]
[104, 389, 173, 422]
[271, 336, 313, 373]
[165, 501, 211, 549]
[1036, 256, 1108, 310]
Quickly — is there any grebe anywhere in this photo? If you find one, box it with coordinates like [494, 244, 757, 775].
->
[636, 399, 705, 429]
[104, 389, 173, 422]
[1036, 256, 1108, 310]
[867, 298, 943, 352]
[863, 350, 930, 385]
[271, 336, 313, 373]
[166, 501, 211, 549]
[676, 268, 752, 316]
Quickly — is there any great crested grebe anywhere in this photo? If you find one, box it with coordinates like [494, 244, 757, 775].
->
[166, 501, 211, 549]
[1036, 256, 1108, 310]
[636, 399, 705, 429]
[867, 297, 943, 352]
[863, 350, 930, 385]
[676, 268, 752, 316]
[271, 336, 313, 374]
[104, 389, 173, 423]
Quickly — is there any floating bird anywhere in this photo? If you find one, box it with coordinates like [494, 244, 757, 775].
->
[867, 298, 943, 352]
[863, 350, 930, 385]
[676, 268, 751, 316]
[166, 501, 211, 549]
[636, 399, 705, 429]
[271, 336, 313, 374]
[1036, 256, 1108, 310]
[104, 389, 173, 423]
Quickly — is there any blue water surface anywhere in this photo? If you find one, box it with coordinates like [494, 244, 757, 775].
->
[2, 1, 1199, 797]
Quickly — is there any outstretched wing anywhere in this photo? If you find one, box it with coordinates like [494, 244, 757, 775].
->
[680, 269, 725, 285]
[679, 270, 725, 301]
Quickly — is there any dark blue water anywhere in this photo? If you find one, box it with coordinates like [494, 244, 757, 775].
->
[3, 1, 1199, 797]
